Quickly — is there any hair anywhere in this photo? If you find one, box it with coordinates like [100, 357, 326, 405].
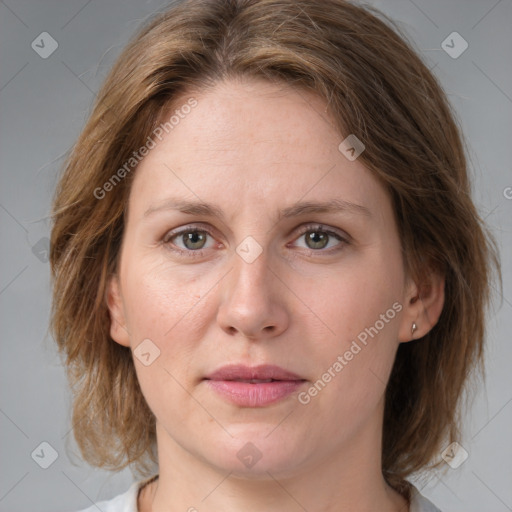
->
[49, 0, 501, 498]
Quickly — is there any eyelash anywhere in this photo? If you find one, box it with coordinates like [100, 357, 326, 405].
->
[162, 223, 349, 259]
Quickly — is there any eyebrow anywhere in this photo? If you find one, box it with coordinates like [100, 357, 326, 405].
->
[143, 197, 372, 222]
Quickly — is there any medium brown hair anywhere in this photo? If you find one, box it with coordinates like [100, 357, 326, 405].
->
[49, 0, 501, 495]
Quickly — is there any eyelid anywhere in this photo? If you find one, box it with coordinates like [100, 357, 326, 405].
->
[162, 222, 216, 241]
[293, 223, 350, 241]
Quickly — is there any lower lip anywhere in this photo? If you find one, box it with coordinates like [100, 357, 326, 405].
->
[205, 380, 306, 407]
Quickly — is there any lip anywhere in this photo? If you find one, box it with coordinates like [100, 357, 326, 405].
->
[205, 364, 304, 381]
[204, 364, 307, 407]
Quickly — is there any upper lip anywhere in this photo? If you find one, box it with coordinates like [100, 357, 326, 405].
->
[205, 364, 305, 381]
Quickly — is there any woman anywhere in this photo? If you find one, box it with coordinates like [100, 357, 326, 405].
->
[49, 1, 500, 511]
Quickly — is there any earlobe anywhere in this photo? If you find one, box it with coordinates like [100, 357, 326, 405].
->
[106, 275, 131, 347]
[398, 271, 445, 343]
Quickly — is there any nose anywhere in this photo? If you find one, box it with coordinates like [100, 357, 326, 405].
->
[216, 247, 289, 341]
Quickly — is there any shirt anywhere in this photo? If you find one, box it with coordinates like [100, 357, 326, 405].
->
[71, 475, 442, 512]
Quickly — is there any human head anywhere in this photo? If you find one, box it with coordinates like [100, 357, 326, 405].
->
[49, 0, 499, 494]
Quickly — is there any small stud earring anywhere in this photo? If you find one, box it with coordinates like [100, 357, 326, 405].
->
[411, 322, 417, 335]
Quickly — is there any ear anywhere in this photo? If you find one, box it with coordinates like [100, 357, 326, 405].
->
[106, 274, 131, 347]
[398, 269, 445, 343]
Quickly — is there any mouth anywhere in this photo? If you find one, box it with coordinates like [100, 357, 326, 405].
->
[203, 364, 307, 407]
[227, 378, 275, 383]
[204, 364, 305, 382]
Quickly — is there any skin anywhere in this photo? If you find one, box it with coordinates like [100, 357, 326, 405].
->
[107, 77, 445, 512]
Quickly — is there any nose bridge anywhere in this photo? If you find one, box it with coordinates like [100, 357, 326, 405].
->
[216, 235, 288, 338]
[227, 238, 274, 306]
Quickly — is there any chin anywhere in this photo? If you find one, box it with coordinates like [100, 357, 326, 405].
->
[203, 429, 308, 479]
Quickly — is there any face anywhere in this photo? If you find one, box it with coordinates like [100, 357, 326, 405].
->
[107, 77, 420, 478]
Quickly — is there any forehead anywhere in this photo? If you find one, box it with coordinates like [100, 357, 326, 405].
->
[127, 78, 390, 224]
[161, 78, 339, 157]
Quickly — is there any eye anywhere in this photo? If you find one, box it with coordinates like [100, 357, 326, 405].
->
[162, 223, 349, 259]
[163, 226, 216, 257]
[291, 224, 348, 253]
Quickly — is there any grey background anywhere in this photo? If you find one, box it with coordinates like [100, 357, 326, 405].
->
[0, 0, 511, 511]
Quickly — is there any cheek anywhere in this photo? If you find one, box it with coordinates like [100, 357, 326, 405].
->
[303, 252, 404, 403]
[120, 255, 220, 386]
[122, 255, 207, 341]
[121, 260, 215, 422]
[317, 255, 404, 345]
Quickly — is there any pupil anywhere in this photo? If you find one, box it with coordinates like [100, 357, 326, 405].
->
[185, 232, 205, 249]
[308, 231, 327, 249]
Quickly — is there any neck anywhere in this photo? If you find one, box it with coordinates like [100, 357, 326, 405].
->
[141, 407, 409, 512]
[145, 465, 408, 512]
